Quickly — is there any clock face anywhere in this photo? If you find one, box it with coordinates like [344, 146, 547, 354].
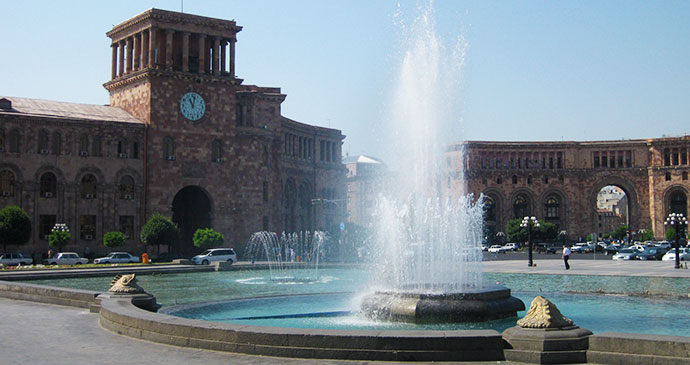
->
[180, 92, 206, 121]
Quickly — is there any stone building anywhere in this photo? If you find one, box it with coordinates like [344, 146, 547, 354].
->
[343, 155, 388, 228]
[447, 137, 690, 241]
[0, 9, 345, 258]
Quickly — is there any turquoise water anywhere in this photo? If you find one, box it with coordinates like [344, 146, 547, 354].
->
[27, 268, 690, 335]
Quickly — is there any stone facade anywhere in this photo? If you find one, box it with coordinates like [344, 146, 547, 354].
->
[448, 137, 690, 240]
[0, 9, 345, 258]
[343, 155, 388, 228]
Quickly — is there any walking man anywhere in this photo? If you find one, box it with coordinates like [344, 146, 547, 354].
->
[562, 245, 571, 270]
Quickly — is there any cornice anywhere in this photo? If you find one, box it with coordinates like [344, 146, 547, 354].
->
[103, 69, 243, 91]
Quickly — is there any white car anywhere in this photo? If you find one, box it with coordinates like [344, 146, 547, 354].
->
[488, 245, 506, 253]
[192, 248, 237, 265]
[45, 252, 89, 265]
[93, 252, 140, 264]
[502, 243, 519, 251]
[0, 253, 33, 266]
[662, 248, 689, 261]
[570, 242, 588, 253]
[612, 248, 637, 260]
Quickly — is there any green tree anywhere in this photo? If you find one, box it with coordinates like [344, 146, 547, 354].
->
[104, 231, 126, 249]
[0, 206, 32, 252]
[609, 225, 628, 240]
[505, 218, 527, 243]
[193, 228, 224, 250]
[639, 229, 654, 241]
[48, 223, 71, 252]
[538, 221, 558, 241]
[665, 228, 677, 241]
[140, 213, 180, 255]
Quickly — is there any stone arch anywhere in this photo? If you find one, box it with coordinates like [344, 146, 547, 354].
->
[0, 163, 23, 182]
[171, 185, 214, 255]
[481, 188, 505, 232]
[34, 165, 66, 184]
[663, 185, 689, 217]
[74, 166, 105, 185]
[114, 168, 142, 186]
[589, 177, 639, 233]
[539, 188, 569, 230]
[509, 188, 538, 219]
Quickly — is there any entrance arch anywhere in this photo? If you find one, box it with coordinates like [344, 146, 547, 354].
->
[172, 186, 212, 255]
[590, 178, 638, 240]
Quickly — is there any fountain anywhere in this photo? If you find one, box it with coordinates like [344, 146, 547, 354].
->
[244, 231, 328, 282]
[359, 2, 523, 322]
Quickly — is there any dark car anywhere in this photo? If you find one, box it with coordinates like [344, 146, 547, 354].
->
[604, 244, 621, 255]
[536, 244, 556, 254]
[636, 247, 667, 261]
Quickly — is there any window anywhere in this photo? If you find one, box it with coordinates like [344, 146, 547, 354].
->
[119, 175, 134, 199]
[664, 148, 671, 166]
[542, 175, 549, 184]
[496, 176, 502, 184]
[482, 177, 487, 185]
[513, 195, 529, 218]
[545, 195, 560, 220]
[262, 216, 269, 231]
[557, 153, 563, 168]
[79, 134, 89, 155]
[131, 141, 139, 159]
[119, 216, 134, 239]
[682, 148, 688, 165]
[80, 174, 97, 198]
[40, 172, 57, 198]
[602, 153, 608, 168]
[618, 153, 624, 168]
[593, 152, 600, 168]
[0, 128, 4, 151]
[117, 140, 125, 156]
[92, 136, 101, 156]
[625, 151, 632, 167]
[39, 215, 56, 240]
[263, 181, 269, 202]
[559, 175, 564, 183]
[51, 131, 61, 155]
[512, 175, 518, 184]
[38, 129, 49, 153]
[0, 170, 15, 196]
[673, 148, 680, 166]
[211, 140, 222, 162]
[683, 172, 688, 181]
[484, 196, 496, 221]
[527, 175, 533, 185]
[665, 172, 671, 181]
[610, 153, 615, 168]
[163, 137, 175, 160]
[8, 129, 20, 153]
[79, 215, 96, 240]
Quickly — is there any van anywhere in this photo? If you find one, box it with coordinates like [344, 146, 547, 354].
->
[192, 248, 237, 265]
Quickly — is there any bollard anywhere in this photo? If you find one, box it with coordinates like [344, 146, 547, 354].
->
[141, 252, 149, 264]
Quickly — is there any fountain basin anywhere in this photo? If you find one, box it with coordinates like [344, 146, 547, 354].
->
[361, 284, 525, 323]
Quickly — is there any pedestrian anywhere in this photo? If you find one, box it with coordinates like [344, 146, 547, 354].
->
[562, 245, 571, 270]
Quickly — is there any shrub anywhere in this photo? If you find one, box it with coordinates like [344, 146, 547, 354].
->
[0, 206, 32, 252]
[140, 213, 180, 254]
[104, 231, 126, 248]
[48, 223, 71, 252]
[193, 228, 224, 250]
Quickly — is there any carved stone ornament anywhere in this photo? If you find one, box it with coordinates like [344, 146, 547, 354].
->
[517, 296, 574, 329]
[108, 273, 145, 294]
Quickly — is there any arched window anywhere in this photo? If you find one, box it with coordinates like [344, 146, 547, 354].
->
[163, 137, 175, 160]
[80, 174, 97, 199]
[512, 175, 518, 184]
[131, 141, 139, 159]
[51, 131, 61, 155]
[513, 194, 529, 218]
[527, 175, 533, 185]
[8, 129, 20, 153]
[38, 129, 49, 153]
[545, 195, 560, 220]
[40, 172, 57, 198]
[0, 170, 15, 197]
[670, 190, 687, 216]
[119, 175, 135, 200]
[79, 134, 89, 155]
[484, 196, 496, 221]
[211, 140, 222, 162]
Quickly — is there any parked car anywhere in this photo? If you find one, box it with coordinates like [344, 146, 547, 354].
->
[502, 243, 519, 251]
[536, 243, 556, 254]
[488, 245, 506, 254]
[662, 248, 689, 261]
[604, 244, 621, 255]
[571, 242, 588, 253]
[636, 247, 667, 260]
[481, 244, 489, 252]
[191, 248, 237, 265]
[612, 248, 638, 260]
[45, 252, 89, 265]
[0, 253, 33, 266]
[93, 252, 140, 264]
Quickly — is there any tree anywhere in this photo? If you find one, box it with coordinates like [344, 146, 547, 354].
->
[665, 227, 676, 241]
[537, 221, 558, 241]
[104, 231, 126, 249]
[140, 213, 180, 255]
[193, 228, 224, 250]
[48, 223, 70, 252]
[505, 218, 527, 243]
[609, 225, 628, 240]
[0, 206, 32, 252]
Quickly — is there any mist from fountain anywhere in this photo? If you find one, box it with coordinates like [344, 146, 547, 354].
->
[245, 231, 328, 283]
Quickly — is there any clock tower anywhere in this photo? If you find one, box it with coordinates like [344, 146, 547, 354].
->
[104, 9, 292, 253]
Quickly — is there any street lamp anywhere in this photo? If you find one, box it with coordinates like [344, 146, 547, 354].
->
[664, 212, 688, 269]
[520, 216, 540, 267]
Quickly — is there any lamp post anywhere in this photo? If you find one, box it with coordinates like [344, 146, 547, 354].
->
[520, 216, 540, 267]
[664, 212, 688, 269]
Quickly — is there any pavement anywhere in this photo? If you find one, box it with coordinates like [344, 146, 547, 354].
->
[2, 259, 688, 364]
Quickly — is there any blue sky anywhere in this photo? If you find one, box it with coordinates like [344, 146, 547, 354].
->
[2, 1, 689, 161]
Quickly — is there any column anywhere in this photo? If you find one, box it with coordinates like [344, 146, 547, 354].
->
[125, 37, 133, 73]
[148, 27, 157, 68]
[213, 37, 221, 75]
[111, 43, 118, 79]
[133, 33, 141, 70]
[118, 40, 125, 76]
[198, 34, 206, 74]
[229, 38, 236, 77]
[165, 30, 174, 70]
[182, 32, 190, 72]
[220, 40, 227, 74]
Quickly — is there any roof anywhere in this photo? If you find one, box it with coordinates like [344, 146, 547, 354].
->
[342, 155, 383, 164]
[0, 96, 142, 124]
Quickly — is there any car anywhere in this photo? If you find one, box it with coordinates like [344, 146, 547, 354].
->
[636, 247, 667, 260]
[604, 244, 621, 255]
[570, 242, 588, 253]
[612, 248, 638, 260]
[502, 243, 519, 251]
[191, 248, 237, 265]
[662, 247, 689, 261]
[487, 245, 506, 254]
[45, 252, 89, 265]
[536, 243, 556, 254]
[93, 252, 140, 264]
[0, 253, 33, 266]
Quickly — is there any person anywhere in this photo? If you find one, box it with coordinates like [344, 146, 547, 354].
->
[562, 245, 571, 270]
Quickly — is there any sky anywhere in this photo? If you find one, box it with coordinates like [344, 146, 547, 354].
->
[2, 1, 690, 163]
